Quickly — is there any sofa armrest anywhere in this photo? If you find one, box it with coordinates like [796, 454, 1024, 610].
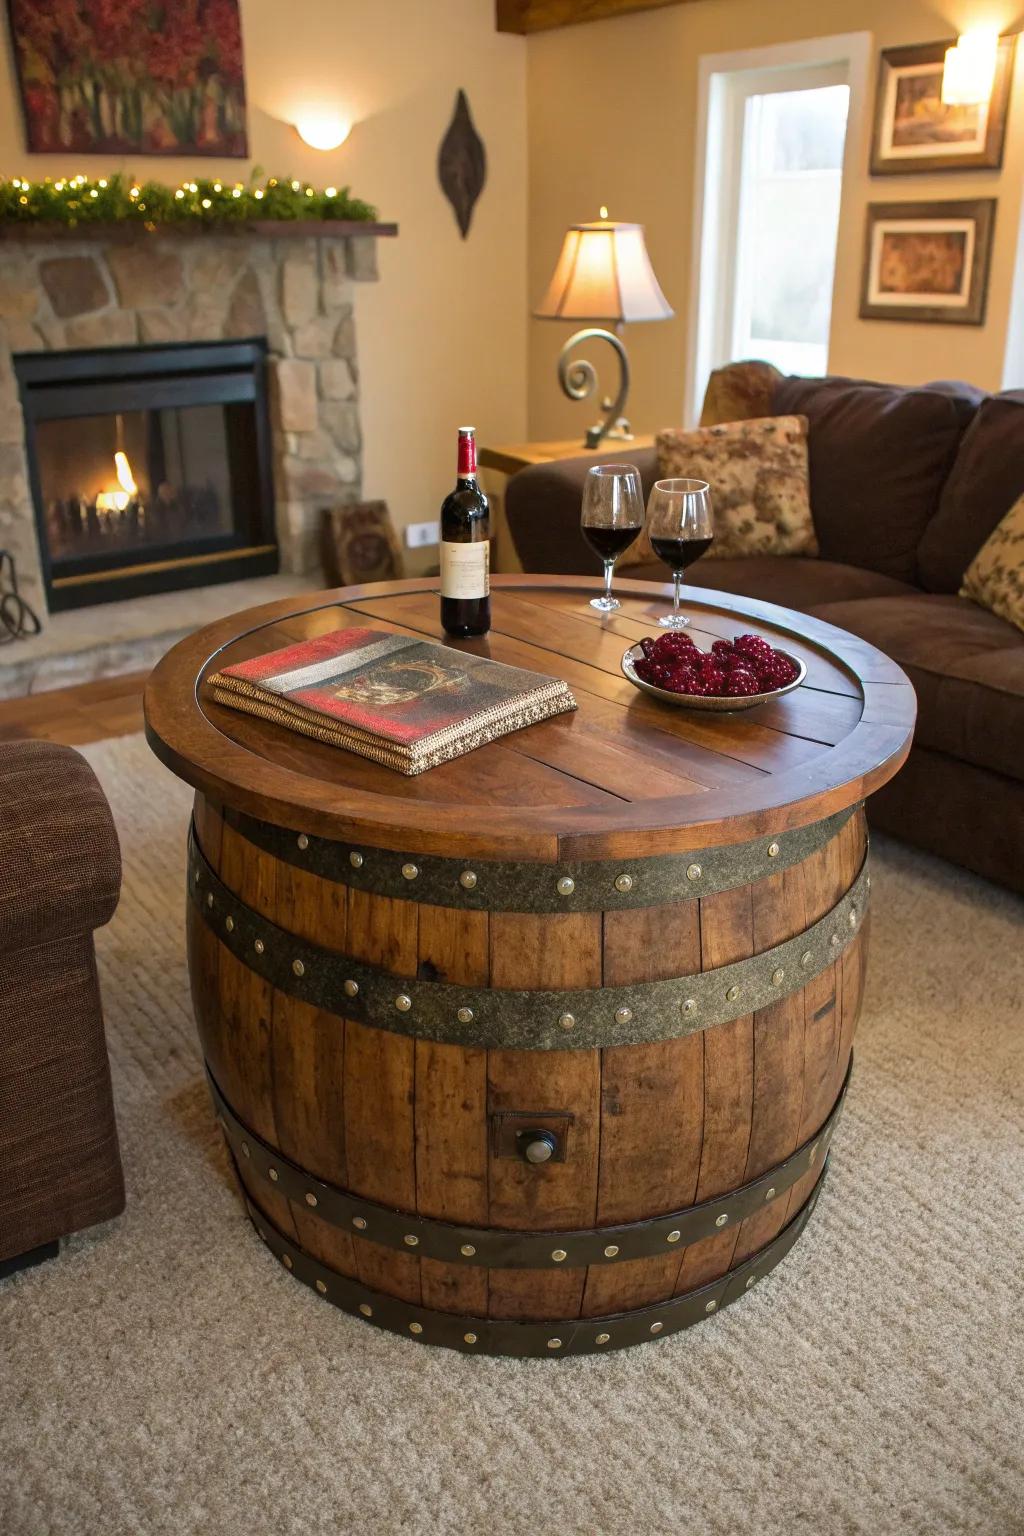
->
[505, 446, 660, 574]
[0, 739, 121, 950]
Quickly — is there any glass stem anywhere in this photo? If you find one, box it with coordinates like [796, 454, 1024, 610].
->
[604, 559, 615, 605]
[674, 568, 683, 616]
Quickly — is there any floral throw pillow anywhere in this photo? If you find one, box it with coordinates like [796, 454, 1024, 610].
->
[960, 492, 1024, 634]
[651, 415, 818, 561]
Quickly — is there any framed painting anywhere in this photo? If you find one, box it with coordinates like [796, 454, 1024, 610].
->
[6, 0, 248, 156]
[870, 36, 1015, 174]
[859, 200, 996, 326]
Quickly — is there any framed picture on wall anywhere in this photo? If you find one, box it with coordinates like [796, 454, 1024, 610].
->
[6, 0, 248, 156]
[870, 36, 1016, 174]
[859, 199, 996, 325]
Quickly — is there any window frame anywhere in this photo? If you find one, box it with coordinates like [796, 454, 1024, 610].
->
[685, 32, 873, 426]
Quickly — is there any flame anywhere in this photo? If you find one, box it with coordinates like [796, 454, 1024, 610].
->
[115, 450, 137, 497]
[96, 451, 138, 513]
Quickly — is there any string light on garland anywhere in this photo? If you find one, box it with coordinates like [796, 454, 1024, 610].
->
[0, 171, 378, 229]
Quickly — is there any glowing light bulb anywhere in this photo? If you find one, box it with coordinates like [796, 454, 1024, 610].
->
[213, 182, 222, 192]
[175, 189, 184, 199]
[599, 205, 609, 219]
[232, 187, 241, 197]
[294, 110, 352, 152]
[942, 28, 999, 106]
[325, 186, 337, 198]
[201, 197, 212, 208]
[254, 189, 264, 200]
[98, 178, 107, 188]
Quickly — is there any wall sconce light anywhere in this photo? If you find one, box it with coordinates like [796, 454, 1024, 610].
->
[942, 29, 1000, 105]
[294, 110, 352, 151]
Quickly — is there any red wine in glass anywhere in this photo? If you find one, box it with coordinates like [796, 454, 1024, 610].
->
[645, 478, 714, 628]
[583, 524, 642, 562]
[649, 534, 714, 571]
[580, 464, 645, 612]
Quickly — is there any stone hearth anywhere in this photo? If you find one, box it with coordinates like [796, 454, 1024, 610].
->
[0, 227, 386, 623]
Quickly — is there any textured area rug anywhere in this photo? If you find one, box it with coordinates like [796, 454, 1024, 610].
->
[2, 732, 1023, 1536]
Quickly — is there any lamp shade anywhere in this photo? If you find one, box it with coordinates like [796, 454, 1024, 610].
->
[535, 221, 674, 323]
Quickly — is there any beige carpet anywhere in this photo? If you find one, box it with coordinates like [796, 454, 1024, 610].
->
[2, 733, 1023, 1536]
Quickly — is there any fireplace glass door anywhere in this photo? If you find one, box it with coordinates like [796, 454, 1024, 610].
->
[15, 340, 277, 610]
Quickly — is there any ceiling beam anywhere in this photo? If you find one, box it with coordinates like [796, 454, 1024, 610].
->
[496, 0, 698, 34]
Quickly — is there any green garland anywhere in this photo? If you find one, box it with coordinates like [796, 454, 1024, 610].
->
[0, 171, 379, 229]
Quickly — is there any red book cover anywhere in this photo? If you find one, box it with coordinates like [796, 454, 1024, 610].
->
[208, 626, 576, 774]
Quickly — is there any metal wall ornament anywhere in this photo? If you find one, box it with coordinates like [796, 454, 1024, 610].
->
[438, 90, 487, 238]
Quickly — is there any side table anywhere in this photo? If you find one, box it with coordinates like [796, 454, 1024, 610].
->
[479, 436, 655, 573]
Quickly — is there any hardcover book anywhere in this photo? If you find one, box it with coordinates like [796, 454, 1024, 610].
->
[208, 626, 577, 774]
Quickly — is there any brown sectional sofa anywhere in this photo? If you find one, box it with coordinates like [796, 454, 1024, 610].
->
[0, 740, 125, 1275]
[505, 364, 1024, 893]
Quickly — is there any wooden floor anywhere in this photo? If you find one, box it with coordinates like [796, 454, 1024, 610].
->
[0, 671, 148, 746]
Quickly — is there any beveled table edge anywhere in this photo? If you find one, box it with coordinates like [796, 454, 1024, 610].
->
[144, 575, 916, 858]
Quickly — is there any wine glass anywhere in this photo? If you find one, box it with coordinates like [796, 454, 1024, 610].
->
[580, 464, 645, 612]
[646, 478, 714, 628]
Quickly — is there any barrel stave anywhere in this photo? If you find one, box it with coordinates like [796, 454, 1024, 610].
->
[414, 902, 489, 1315]
[580, 899, 704, 1318]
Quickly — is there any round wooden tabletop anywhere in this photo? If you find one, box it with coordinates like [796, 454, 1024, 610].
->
[144, 574, 916, 859]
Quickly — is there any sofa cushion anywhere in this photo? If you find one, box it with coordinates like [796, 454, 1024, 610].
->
[699, 359, 783, 427]
[653, 416, 817, 563]
[917, 391, 1024, 593]
[811, 593, 1024, 784]
[627, 556, 918, 614]
[772, 375, 982, 583]
[960, 491, 1024, 635]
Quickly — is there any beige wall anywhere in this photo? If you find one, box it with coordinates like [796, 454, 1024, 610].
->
[0, 0, 528, 568]
[527, 0, 1024, 440]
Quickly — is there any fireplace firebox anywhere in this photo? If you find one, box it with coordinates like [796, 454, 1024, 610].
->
[14, 340, 277, 611]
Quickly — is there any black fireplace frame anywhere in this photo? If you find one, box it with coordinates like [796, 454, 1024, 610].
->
[14, 339, 278, 611]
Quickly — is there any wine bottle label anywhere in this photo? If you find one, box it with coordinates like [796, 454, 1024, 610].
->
[440, 539, 490, 600]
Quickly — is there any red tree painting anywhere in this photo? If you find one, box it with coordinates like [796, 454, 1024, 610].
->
[7, 0, 248, 156]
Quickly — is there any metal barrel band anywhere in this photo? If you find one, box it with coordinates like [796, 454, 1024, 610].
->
[188, 826, 869, 1051]
[221, 803, 858, 913]
[239, 1168, 829, 1357]
[209, 1056, 849, 1268]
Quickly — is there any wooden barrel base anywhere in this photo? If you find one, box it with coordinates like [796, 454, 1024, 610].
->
[240, 1168, 829, 1358]
[209, 1061, 848, 1271]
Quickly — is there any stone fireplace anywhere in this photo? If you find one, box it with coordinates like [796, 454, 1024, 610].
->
[0, 225, 390, 624]
[16, 338, 277, 610]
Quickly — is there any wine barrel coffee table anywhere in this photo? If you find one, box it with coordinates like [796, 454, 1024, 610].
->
[145, 575, 915, 1357]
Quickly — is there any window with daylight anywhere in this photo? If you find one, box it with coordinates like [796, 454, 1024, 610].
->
[688, 37, 869, 420]
[731, 79, 850, 376]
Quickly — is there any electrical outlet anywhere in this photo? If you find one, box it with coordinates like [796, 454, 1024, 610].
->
[405, 519, 440, 549]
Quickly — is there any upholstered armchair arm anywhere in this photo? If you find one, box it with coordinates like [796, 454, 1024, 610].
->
[0, 739, 121, 951]
[505, 446, 660, 574]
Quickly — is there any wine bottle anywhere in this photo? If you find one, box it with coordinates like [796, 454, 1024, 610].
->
[440, 426, 490, 637]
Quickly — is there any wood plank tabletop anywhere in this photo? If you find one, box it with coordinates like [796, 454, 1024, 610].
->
[144, 575, 916, 859]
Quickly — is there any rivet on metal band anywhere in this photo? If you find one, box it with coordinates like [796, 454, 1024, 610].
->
[188, 828, 869, 1054]
[238, 1169, 829, 1358]
[207, 1057, 849, 1271]
[219, 804, 859, 914]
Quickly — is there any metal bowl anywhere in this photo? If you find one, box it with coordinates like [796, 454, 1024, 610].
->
[620, 641, 807, 712]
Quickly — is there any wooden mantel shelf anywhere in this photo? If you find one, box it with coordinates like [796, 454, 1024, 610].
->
[0, 219, 398, 243]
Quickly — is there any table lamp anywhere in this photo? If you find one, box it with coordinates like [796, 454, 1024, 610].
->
[535, 213, 674, 449]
